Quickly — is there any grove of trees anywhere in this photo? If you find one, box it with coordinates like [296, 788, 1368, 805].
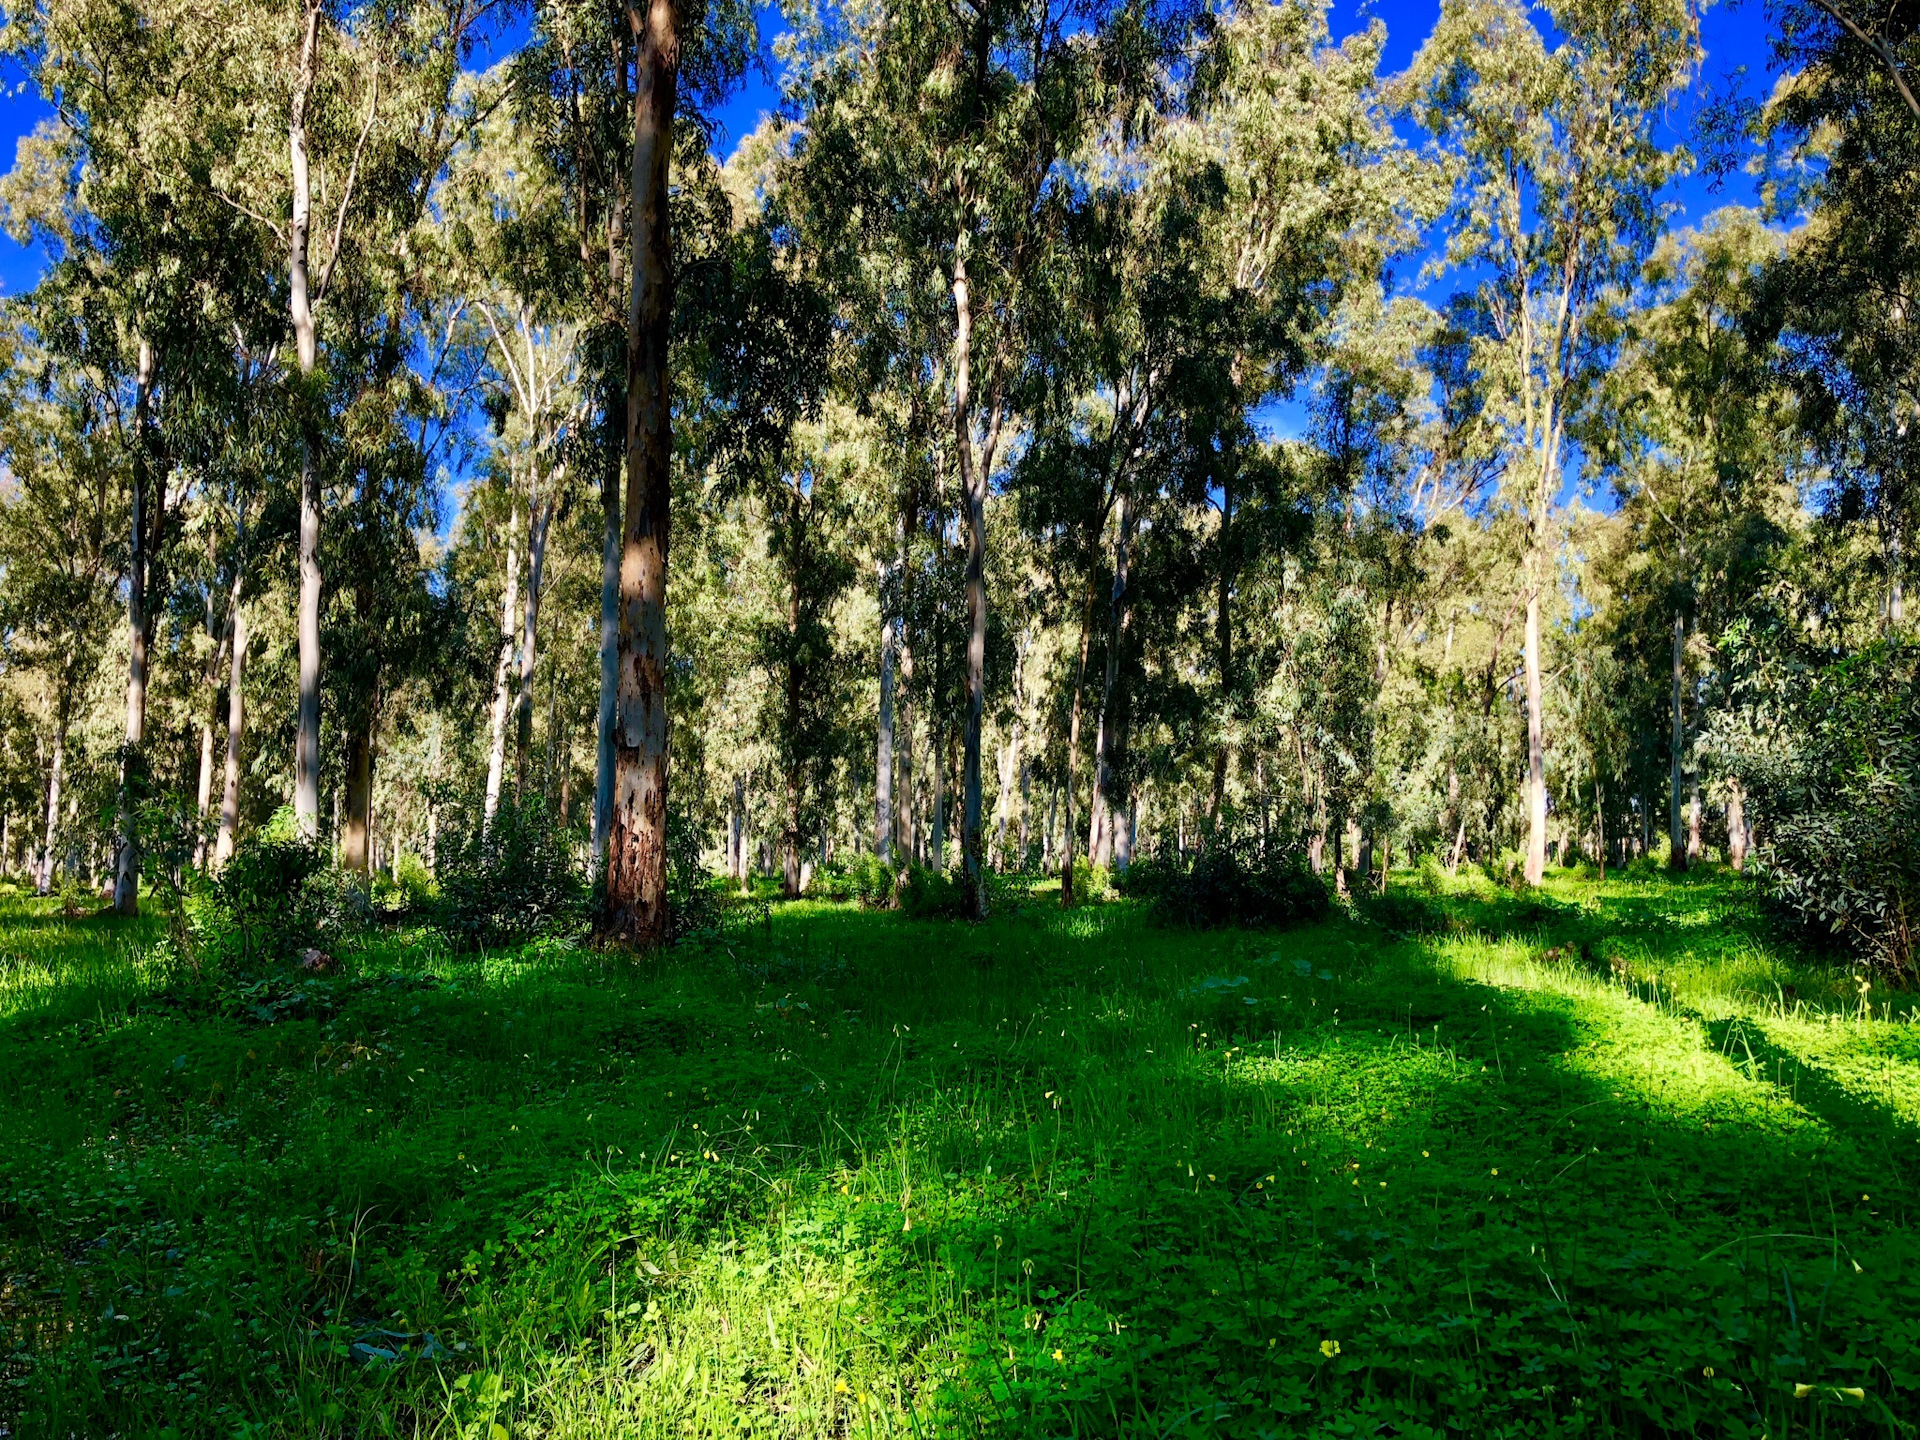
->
[0, 0, 1914, 970]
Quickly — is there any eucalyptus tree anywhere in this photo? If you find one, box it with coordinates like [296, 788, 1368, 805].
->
[1409, 0, 1701, 885]
[3, 0, 285, 910]
[1752, 0, 1920, 626]
[595, 0, 755, 946]
[0, 354, 122, 892]
[786, 0, 1170, 915]
[1168, 0, 1425, 844]
[1597, 210, 1797, 869]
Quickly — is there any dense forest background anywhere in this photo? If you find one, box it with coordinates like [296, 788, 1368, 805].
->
[0, 0, 1914, 970]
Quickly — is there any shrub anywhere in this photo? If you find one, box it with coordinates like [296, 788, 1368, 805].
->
[849, 853, 898, 909]
[435, 797, 585, 952]
[1417, 853, 1448, 895]
[199, 828, 367, 970]
[1122, 838, 1329, 931]
[895, 863, 964, 919]
[1705, 628, 1920, 975]
[665, 796, 722, 943]
[1072, 856, 1112, 902]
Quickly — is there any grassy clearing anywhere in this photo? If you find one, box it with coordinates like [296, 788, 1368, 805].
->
[1, 870, 1915, 1438]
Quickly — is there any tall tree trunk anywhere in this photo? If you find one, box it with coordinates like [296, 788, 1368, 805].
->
[1060, 574, 1097, 906]
[193, 587, 236, 868]
[1595, 779, 1607, 880]
[1668, 610, 1687, 872]
[484, 503, 521, 827]
[783, 560, 803, 898]
[1091, 492, 1132, 868]
[1688, 778, 1702, 862]
[38, 700, 67, 894]
[993, 732, 1015, 867]
[114, 337, 157, 917]
[593, 396, 622, 867]
[875, 566, 895, 861]
[931, 722, 946, 872]
[216, 599, 248, 868]
[995, 638, 1025, 869]
[1210, 470, 1233, 829]
[340, 718, 373, 873]
[952, 245, 990, 919]
[291, 0, 324, 839]
[1522, 585, 1546, 888]
[516, 482, 554, 797]
[1726, 778, 1748, 871]
[730, 773, 746, 887]
[603, 0, 678, 947]
[898, 627, 916, 863]
[1018, 742, 1031, 863]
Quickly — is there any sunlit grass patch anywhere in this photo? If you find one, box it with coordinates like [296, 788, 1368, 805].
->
[1, 873, 1916, 1437]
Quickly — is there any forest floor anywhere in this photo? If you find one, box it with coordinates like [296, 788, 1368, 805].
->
[1, 868, 1917, 1439]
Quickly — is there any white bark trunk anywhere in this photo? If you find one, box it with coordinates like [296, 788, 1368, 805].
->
[290, 2, 323, 839]
[876, 592, 895, 860]
[484, 502, 522, 827]
[215, 600, 247, 866]
[38, 716, 65, 894]
[114, 337, 156, 915]
[1522, 586, 1546, 886]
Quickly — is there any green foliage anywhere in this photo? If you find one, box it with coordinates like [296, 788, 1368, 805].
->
[665, 795, 722, 945]
[894, 862, 965, 920]
[1707, 630, 1920, 974]
[3, 874, 1916, 1436]
[1120, 838, 1330, 931]
[198, 831, 365, 969]
[435, 797, 585, 953]
[847, 853, 897, 909]
[1071, 856, 1112, 903]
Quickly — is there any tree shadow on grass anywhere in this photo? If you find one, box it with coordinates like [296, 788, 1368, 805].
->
[7, 895, 1919, 1438]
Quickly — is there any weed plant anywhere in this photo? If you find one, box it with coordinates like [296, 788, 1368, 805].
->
[0, 870, 1914, 1437]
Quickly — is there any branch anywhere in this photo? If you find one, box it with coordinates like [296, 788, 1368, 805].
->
[208, 186, 288, 248]
[1810, 0, 1920, 121]
[313, 68, 381, 307]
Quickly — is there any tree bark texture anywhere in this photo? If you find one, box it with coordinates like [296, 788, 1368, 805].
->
[603, 0, 678, 948]
[114, 338, 158, 916]
[216, 598, 248, 867]
[1060, 576, 1097, 906]
[340, 720, 373, 872]
[875, 571, 896, 861]
[1091, 492, 1132, 868]
[484, 503, 521, 827]
[1522, 587, 1546, 887]
[291, 0, 324, 839]
[38, 703, 66, 894]
[1726, 778, 1748, 871]
[516, 478, 555, 797]
[1668, 610, 1687, 871]
[952, 246, 989, 918]
[593, 400, 622, 867]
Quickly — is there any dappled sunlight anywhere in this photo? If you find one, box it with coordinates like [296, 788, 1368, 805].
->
[4, 876, 1917, 1435]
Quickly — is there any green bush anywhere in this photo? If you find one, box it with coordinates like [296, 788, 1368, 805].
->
[198, 829, 367, 969]
[1706, 628, 1920, 974]
[1118, 838, 1329, 930]
[1072, 856, 1112, 901]
[435, 798, 585, 952]
[849, 853, 898, 909]
[895, 863, 964, 919]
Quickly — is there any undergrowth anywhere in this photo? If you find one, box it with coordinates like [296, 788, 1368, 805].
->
[0, 869, 1914, 1437]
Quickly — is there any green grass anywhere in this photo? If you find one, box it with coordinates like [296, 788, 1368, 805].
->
[2, 869, 1916, 1438]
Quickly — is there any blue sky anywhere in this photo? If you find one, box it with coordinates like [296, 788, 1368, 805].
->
[0, 0, 1781, 303]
